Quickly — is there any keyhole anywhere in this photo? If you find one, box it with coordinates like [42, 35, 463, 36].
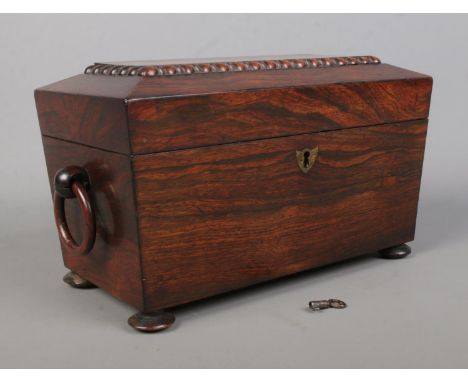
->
[303, 151, 310, 169]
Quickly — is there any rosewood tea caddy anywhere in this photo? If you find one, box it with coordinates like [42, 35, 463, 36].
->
[34, 55, 433, 332]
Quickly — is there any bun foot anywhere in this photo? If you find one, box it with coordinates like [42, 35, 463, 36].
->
[128, 310, 175, 333]
[63, 271, 97, 289]
[378, 243, 411, 259]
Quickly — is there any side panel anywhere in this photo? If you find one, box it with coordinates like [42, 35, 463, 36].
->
[42, 137, 144, 310]
[133, 120, 428, 310]
[35, 75, 135, 154]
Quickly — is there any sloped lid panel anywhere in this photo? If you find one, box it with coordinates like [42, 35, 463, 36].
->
[118, 55, 431, 154]
[36, 55, 432, 154]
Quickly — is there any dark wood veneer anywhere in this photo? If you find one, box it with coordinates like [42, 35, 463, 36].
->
[36, 92, 130, 154]
[128, 78, 431, 154]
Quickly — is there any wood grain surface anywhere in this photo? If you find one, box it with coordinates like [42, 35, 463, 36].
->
[133, 120, 428, 310]
[36, 92, 130, 154]
[128, 63, 430, 98]
[128, 78, 432, 153]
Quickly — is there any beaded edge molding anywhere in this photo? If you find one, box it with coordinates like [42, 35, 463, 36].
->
[84, 55, 381, 77]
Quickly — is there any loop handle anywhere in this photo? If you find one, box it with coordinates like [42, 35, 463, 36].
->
[53, 166, 96, 256]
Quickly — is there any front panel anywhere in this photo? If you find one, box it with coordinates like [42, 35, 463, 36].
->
[133, 120, 428, 310]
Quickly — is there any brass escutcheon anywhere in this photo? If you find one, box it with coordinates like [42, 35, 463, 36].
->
[296, 147, 318, 174]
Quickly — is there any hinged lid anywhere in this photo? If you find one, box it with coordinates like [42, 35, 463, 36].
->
[35, 55, 432, 155]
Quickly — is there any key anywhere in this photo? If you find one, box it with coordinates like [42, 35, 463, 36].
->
[309, 299, 347, 311]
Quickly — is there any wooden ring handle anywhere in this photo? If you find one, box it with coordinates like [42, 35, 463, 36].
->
[53, 166, 96, 255]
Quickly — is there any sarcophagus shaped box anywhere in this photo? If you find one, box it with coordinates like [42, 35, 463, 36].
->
[35, 55, 432, 332]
